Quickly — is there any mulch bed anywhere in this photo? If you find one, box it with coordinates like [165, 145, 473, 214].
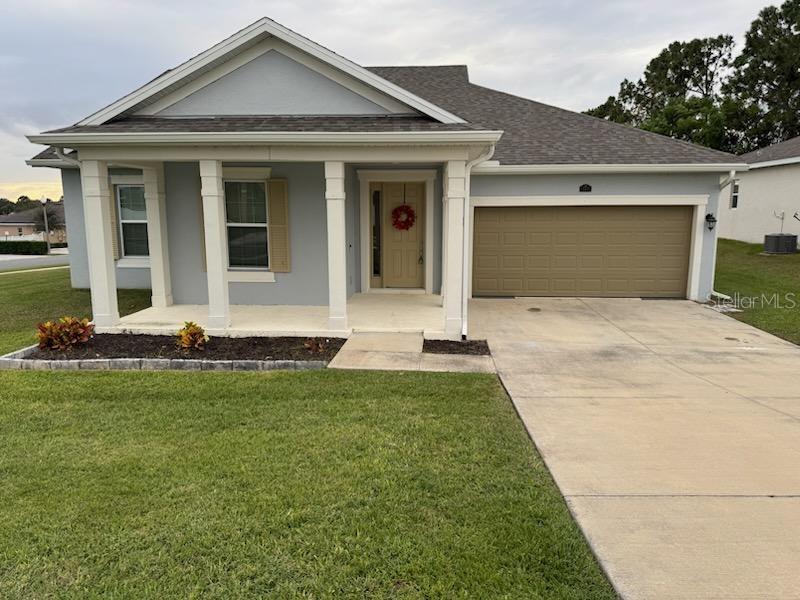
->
[422, 339, 491, 356]
[28, 334, 346, 362]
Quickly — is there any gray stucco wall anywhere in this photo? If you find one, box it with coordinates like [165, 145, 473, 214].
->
[60, 168, 151, 290]
[63, 166, 716, 305]
[158, 51, 390, 116]
[61, 163, 331, 305]
[471, 172, 722, 300]
[167, 162, 330, 305]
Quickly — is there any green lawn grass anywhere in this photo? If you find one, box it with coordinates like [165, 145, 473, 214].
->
[715, 238, 800, 344]
[0, 268, 150, 354]
[0, 370, 614, 598]
[0, 268, 613, 597]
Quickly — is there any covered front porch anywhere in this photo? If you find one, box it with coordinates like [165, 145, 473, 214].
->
[76, 150, 476, 340]
[110, 293, 447, 338]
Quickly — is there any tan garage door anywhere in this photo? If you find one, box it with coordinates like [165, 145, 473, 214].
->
[473, 205, 693, 297]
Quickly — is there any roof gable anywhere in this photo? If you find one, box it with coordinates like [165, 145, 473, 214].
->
[78, 18, 465, 126]
[143, 42, 406, 117]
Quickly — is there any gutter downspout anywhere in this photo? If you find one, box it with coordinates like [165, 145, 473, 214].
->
[461, 144, 496, 338]
[711, 169, 737, 300]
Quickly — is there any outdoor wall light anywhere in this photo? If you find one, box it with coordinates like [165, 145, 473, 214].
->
[705, 213, 718, 230]
[579, 184, 592, 192]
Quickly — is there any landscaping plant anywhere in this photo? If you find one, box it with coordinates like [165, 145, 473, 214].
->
[303, 337, 327, 354]
[176, 321, 209, 350]
[36, 317, 95, 351]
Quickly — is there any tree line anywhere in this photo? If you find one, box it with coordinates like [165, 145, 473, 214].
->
[0, 196, 58, 215]
[585, 0, 799, 154]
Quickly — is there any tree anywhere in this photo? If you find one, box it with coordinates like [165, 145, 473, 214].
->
[14, 196, 40, 212]
[0, 198, 13, 215]
[725, 0, 800, 152]
[32, 203, 65, 232]
[585, 35, 737, 151]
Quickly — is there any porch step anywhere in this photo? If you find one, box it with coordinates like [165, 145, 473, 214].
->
[328, 332, 495, 373]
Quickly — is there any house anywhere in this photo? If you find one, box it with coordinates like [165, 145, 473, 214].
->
[0, 202, 66, 243]
[718, 135, 800, 244]
[26, 18, 745, 339]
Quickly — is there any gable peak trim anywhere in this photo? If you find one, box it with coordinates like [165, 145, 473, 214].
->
[77, 17, 465, 127]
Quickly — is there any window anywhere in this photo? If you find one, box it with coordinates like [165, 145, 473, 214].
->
[117, 185, 149, 256]
[730, 181, 740, 209]
[224, 181, 269, 268]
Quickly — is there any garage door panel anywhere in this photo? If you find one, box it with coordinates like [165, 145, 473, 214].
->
[473, 205, 691, 297]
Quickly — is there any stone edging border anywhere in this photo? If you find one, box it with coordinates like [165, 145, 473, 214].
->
[0, 345, 327, 371]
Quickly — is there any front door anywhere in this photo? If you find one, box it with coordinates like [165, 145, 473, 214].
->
[381, 182, 425, 288]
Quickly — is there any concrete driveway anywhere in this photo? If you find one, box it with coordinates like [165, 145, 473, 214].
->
[470, 297, 800, 599]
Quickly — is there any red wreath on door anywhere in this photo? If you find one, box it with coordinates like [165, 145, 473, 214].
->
[391, 204, 416, 230]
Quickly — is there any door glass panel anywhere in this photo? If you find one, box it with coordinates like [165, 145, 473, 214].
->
[372, 190, 381, 276]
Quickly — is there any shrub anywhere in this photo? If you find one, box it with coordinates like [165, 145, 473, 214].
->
[36, 317, 95, 351]
[176, 321, 209, 351]
[0, 241, 48, 255]
[304, 338, 327, 354]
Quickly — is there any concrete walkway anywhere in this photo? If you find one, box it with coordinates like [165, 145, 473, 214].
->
[329, 332, 495, 373]
[469, 297, 800, 599]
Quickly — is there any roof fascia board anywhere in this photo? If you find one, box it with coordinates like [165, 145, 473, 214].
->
[77, 18, 465, 127]
[28, 130, 503, 146]
[472, 163, 749, 174]
[747, 156, 800, 170]
[26, 158, 76, 168]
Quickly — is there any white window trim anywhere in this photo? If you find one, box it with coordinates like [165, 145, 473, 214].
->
[117, 257, 151, 269]
[730, 181, 740, 209]
[116, 183, 149, 258]
[223, 176, 271, 273]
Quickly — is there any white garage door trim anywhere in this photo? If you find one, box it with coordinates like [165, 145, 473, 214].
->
[468, 194, 709, 301]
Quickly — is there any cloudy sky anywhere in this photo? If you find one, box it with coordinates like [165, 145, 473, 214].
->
[0, 0, 768, 200]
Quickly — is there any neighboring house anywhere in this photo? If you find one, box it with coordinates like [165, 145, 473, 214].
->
[26, 18, 745, 339]
[0, 202, 67, 243]
[718, 135, 800, 244]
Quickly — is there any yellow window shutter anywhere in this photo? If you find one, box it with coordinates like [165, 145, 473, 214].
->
[268, 179, 290, 272]
[110, 185, 120, 260]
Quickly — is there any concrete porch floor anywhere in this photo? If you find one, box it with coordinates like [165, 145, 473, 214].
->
[110, 293, 449, 338]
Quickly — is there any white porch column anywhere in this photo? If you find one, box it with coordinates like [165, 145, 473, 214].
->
[199, 160, 230, 330]
[443, 160, 467, 337]
[325, 161, 348, 330]
[142, 164, 172, 308]
[80, 160, 120, 327]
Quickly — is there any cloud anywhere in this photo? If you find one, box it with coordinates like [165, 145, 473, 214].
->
[0, 0, 768, 193]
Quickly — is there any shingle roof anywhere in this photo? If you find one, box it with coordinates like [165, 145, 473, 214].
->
[30, 147, 60, 161]
[43, 115, 483, 134]
[31, 65, 740, 166]
[367, 66, 737, 165]
[740, 135, 800, 165]
[0, 203, 64, 225]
